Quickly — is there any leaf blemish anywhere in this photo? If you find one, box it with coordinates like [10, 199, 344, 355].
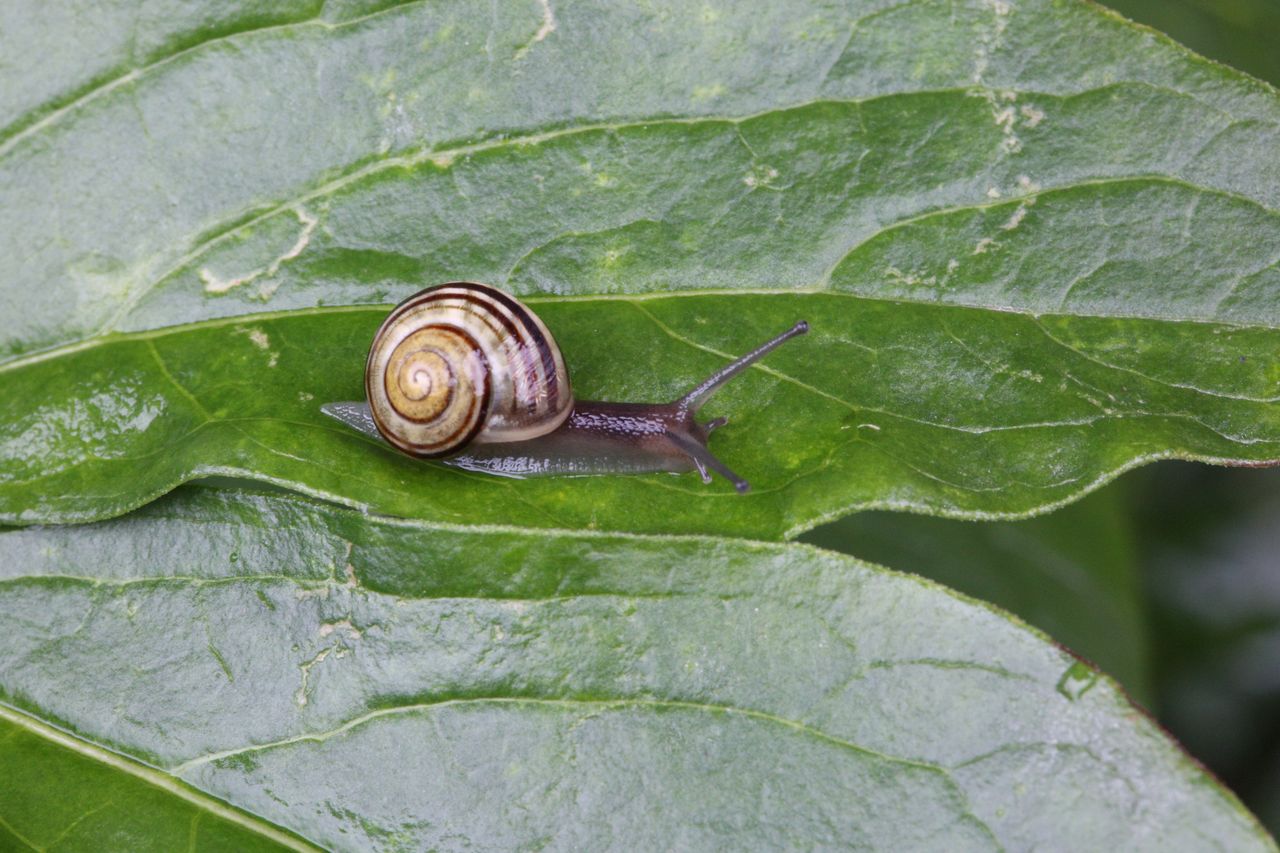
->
[207, 643, 234, 682]
[743, 165, 780, 189]
[991, 105, 1022, 154]
[239, 328, 279, 367]
[294, 646, 335, 708]
[295, 585, 331, 601]
[1056, 661, 1099, 701]
[319, 619, 363, 640]
[339, 540, 359, 588]
[693, 83, 727, 102]
[1001, 197, 1036, 231]
[199, 206, 317, 296]
[971, 0, 1012, 86]
[514, 0, 557, 60]
[1020, 104, 1046, 128]
[885, 266, 937, 288]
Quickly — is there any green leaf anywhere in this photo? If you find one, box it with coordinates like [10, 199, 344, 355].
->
[803, 477, 1152, 703]
[0, 485, 1271, 849]
[5, 296, 1278, 536]
[0, 707, 305, 851]
[3, 0, 1280, 534]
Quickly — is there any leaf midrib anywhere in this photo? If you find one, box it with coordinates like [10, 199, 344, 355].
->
[8, 279, 1280, 380]
[0, 703, 318, 852]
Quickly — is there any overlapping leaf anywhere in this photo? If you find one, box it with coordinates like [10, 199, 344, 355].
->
[0, 486, 1270, 849]
[4, 2, 1280, 848]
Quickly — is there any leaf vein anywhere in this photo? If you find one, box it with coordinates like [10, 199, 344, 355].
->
[0, 0, 426, 159]
[168, 695, 958, 781]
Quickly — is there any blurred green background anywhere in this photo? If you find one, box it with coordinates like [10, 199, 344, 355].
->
[1103, 0, 1280, 86]
[805, 0, 1280, 832]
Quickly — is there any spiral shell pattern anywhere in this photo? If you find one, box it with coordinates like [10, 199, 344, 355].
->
[365, 282, 573, 457]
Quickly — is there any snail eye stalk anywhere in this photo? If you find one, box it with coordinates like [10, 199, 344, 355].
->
[677, 321, 809, 416]
[665, 320, 809, 494]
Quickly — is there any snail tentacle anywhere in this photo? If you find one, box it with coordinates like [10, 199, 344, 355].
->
[677, 321, 809, 416]
[663, 426, 750, 493]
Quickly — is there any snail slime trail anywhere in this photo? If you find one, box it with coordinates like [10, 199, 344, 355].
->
[322, 282, 808, 493]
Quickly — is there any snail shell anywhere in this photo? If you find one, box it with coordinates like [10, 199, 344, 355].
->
[365, 282, 572, 457]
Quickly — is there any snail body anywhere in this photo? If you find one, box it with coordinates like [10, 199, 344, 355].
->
[322, 282, 807, 493]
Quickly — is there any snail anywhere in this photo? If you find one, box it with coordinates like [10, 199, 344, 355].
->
[321, 282, 807, 493]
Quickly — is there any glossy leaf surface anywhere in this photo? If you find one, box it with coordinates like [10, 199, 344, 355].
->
[2, 0, 1280, 535]
[0, 486, 1271, 849]
[2, 294, 1278, 536]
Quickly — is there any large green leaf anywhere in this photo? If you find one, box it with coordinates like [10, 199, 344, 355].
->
[3, 0, 1280, 535]
[0, 485, 1271, 849]
[6, 295, 1277, 537]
